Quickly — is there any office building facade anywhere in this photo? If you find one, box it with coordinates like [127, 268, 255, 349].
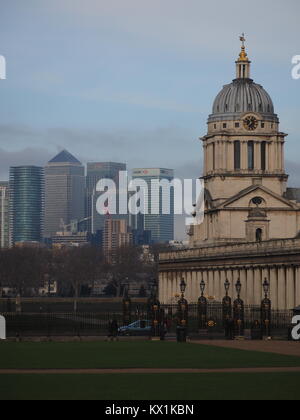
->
[132, 168, 174, 243]
[9, 166, 44, 245]
[86, 162, 127, 233]
[0, 182, 9, 248]
[44, 150, 85, 238]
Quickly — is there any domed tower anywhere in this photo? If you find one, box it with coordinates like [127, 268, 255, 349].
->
[191, 35, 300, 246]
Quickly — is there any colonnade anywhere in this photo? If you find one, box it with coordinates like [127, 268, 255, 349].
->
[159, 264, 300, 310]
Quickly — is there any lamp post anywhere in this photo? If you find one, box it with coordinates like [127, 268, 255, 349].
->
[261, 278, 271, 338]
[148, 280, 161, 337]
[233, 279, 244, 337]
[177, 279, 188, 342]
[122, 284, 131, 326]
[222, 279, 232, 334]
[198, 278, 207, 330]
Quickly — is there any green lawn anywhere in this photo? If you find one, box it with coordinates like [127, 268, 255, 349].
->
[1, 373, 300, 400]
[1, 341, 300, 370]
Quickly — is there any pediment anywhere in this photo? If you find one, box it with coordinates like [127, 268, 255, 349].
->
[219, 185, 299, 210]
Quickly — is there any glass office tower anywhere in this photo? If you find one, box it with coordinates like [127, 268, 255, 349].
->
[44, 150, 85, 238]
[9, 166, 44, 245]
[86, 162, 127, 233]
[0, 182, 9, 248]
[132, 168, 174, 243]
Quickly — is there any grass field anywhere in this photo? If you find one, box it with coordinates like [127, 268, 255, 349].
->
[1, 341, 300, 400]
[1, 341, 300, 369]
[1, 372, 300, 400]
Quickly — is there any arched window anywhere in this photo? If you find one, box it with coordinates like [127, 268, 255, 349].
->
[212, 142, 215, 170]
[234, 141, 241, 170]
[256, 228, 263, 242]
[248, 141, 254, 170]
[261, 142, 266, 171]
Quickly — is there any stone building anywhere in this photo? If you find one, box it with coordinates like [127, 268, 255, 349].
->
[159, 38, 300, 309]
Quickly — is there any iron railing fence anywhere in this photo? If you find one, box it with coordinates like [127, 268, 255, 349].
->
[1, 305, 294, 338]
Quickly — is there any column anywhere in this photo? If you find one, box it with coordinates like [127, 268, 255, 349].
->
[186, 271, 193, 302]
[222, 141, 227, 171]
[286, 266, 295, 310]
[254, 142, 261, 171]
[277, 266, 286, 309]
[270, 266, 278, 310]
[240, 267, 247, 302]
[203, 271, 209, 298]
[241, 142, 248, 170]
[281, 140, 285, 172]
[228, 142, 234, 171]
[219, 269, 226, 300]
[158, 272, 164, 302]
[208, 270, 214, 298]
[253, 267, 262, 306]
[246, 267, 255, 306]
[203, 144, 207, 175]
[269, 141, 274, 172]
[265, 142, 270, 171]
[195, 271, 203, 302]
[227, 269, 235, 300]
[192, 271, 199, 303]
[214, 270, 221, 302]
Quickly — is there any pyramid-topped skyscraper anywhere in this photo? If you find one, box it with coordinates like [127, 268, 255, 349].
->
[44, 150, 85, 238]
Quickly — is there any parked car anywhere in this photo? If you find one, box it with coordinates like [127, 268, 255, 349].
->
[118, 320, 152, 336]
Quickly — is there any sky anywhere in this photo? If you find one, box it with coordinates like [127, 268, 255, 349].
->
[0, 0, 300, 238]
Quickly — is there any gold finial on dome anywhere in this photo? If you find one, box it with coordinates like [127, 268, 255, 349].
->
[238, 33, 249, 62]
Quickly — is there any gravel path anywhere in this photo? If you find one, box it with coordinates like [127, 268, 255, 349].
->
[190, 340, 300, 357]
[1, 367, 300, 375]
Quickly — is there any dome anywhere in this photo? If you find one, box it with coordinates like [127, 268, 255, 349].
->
[209, 79, 277, 122]
[208, 38, 278, 123]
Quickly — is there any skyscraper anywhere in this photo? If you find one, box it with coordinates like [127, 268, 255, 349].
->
[0, 182, 9, 248]
[86, 162, 127, 233]
[9, 166, 44, 245]
[132, 168, 174, 243]
[44, 150, 85, 238]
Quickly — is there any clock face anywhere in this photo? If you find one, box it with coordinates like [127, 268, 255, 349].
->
[244, 116, 258, 131]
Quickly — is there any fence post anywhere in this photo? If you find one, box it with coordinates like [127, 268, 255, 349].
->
[122, 285, 131, 326]
[198, 279, 207, 330]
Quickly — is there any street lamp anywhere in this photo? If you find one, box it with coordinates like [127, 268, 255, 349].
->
[198, 279, 207, 330]
[263, 279, 270, 298]
[180, 279, 186, 297]
[233, 278, 244, 337]
[261, 278, 272, 338]
[177, 279, 188, 342]
[235, 279, 242, 298]
[223, 279, 232, 331]
[224, 279, 230, 296]
[200, 279, 206, 297]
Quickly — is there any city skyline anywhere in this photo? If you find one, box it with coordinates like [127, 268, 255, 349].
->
[1, 1, 300, 191]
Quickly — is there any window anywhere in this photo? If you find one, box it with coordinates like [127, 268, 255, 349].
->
[256, 228, 263, 242]
[261, 142, 266, 171]
[234, 141, 241, 170]
[235, 123, 240, 128]
[214, 124, 217, 129]
[261, 122, 265, 129]
[223, 123, 227, 129]
[212, 142, 215, 170]
[248, 141, 254, 170]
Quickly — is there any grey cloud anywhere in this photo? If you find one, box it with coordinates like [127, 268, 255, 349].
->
[0, 147, 53, 180]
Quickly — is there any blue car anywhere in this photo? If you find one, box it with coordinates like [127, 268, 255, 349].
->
[118, 320, 152, 336]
